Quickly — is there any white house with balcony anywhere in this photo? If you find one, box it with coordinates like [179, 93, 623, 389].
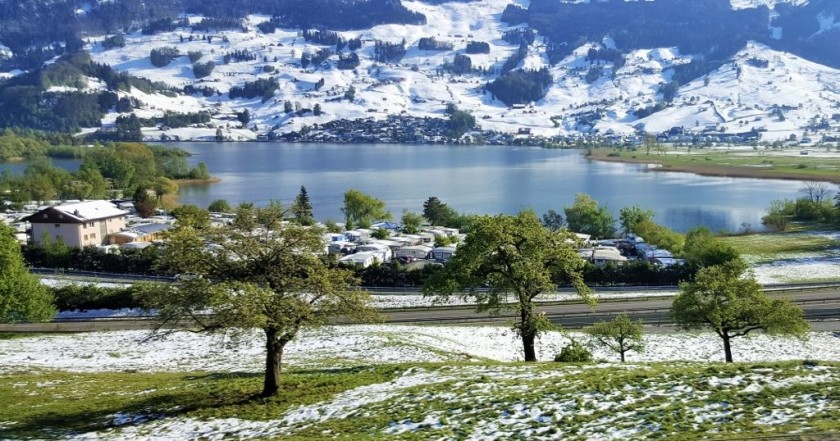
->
[23, 201, 128, 248]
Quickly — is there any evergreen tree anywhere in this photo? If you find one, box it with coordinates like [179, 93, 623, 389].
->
[291, 186, 315, 226]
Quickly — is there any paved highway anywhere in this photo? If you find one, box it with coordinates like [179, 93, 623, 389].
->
[3, 288, 839, 333]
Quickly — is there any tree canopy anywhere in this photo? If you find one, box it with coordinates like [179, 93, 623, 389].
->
[585, 313, 644, 362]
[423, 210, 591, 361]
[0, 224, 55, 323]
[342, 189, 390, 229]
[564, 193, 616, 239]
[138, 204, 377, 397]
[671, 260, 809, 362]
[619, 205, 655, 236]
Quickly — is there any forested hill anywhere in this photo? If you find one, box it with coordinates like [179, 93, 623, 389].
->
[0, 0, 839, 142]
[3, 0, 837, 70]
[0, 0, 426, 70]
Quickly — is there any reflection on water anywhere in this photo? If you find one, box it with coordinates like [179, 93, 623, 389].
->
[7, 142, 805, 233]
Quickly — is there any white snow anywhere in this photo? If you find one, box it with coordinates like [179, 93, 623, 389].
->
[0, 0, 828, 141]
[1, 326, 837, 374]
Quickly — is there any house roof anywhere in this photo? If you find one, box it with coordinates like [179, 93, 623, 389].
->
[24, 201, 128, 223]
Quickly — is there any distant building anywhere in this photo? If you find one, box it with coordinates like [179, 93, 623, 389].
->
[23, 201, 128, 248]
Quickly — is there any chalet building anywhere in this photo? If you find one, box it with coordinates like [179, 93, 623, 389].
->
[24, 201, 128, 248]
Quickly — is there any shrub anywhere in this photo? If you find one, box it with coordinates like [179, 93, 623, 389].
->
[554, 339, 593, 362]
[52, 284, 140, 311]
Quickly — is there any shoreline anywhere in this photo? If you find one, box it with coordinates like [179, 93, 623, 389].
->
[587, 150, 840, 184]
[175, 176, 222, 185]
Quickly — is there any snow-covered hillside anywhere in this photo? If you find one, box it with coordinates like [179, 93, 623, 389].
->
[17, 0, 837, 142]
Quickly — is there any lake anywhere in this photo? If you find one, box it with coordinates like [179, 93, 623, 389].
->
[165, 142, 804, 233]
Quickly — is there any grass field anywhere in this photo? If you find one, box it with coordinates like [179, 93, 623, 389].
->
[588, 148, 840, 182]
[1, 362, 838, 440]
[720, 230, 840, 264]
[2, 327, 840, 439]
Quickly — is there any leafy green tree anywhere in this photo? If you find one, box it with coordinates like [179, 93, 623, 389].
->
[564, 193, 616, 239]
[619, 205, 655, 235]
[0, 224, 55, 323]
[762, 199, 795, 231]
[672, 260, 809, 362]
[188, 162, 210, 180]
[683, 227, 739, 268]
[152, 176, 179, 206]
[632, 219, 685, 254]
[291, 186, 315, 226]
[342, 189, 390, 229]
[171, 204, 211, 230]
[554, 339, 592, 362]
[401, 210, 423, 234]
[139, 205, 377, 397]
[585, 313, 644, 362]
[371, 228, 390, 239]
[208, 199, 232, 213]
[541, 209, 566, 232]
[423, 210, 591, 361]
[132, 187, 157, 218]
[76, 166, 109, 199]
[324, 219, 343, 233]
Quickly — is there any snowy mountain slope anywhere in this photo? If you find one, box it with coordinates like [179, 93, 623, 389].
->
[8, 0, 834, 142]
[638, 42, 840, 139]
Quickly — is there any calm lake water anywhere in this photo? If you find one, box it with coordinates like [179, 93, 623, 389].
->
[163, 142, 804, 233]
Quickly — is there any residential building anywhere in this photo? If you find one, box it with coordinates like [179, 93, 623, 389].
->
[24, 201, 128, 248]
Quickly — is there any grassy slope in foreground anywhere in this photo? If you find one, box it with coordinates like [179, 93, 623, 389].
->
[1, 361, 839, 440]
[587, 148, 840, 183]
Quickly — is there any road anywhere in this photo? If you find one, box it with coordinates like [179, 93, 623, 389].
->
[3, 288, 840, 333]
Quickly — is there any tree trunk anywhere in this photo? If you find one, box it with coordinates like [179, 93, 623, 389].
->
[262, 327, 283, 397]
[520, 308, 537, 362]
[722, 333, 733, 363]
[620, 350, 626, 363]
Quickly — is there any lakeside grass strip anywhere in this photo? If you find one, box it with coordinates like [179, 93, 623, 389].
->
[588, 149, 840, 183]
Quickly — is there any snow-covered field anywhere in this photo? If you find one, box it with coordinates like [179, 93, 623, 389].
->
[2, 325, 838, 440]
[2, 326, 837, 374]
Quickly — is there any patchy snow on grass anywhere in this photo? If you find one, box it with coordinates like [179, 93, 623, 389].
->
[372, 289, 676, 309]
[1, 326, 838, 375]
[66, 362, 840, 440]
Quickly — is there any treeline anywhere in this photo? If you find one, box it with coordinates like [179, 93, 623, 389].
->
[337, 53, 361, 70]
[254, 0, 425, 32]
[486, 68, 552, 106]
[0, 52, 174, 134]
[302, 49, 332, 68]
[586, 47, 625, 69]
[418, 38, 453, 51]
[0, 140, 209, 208]
[191, 17, 246, 32]
[465, 41, 490, 54]
[229, 78, 279, 101]
[0, 0, 425, 71]
[374, 40, 407, 63]
[150, 47, 180, 67]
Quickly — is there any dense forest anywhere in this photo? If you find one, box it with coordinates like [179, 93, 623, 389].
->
[503, 0, 840, 71]
[0, 0, 425, 70]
